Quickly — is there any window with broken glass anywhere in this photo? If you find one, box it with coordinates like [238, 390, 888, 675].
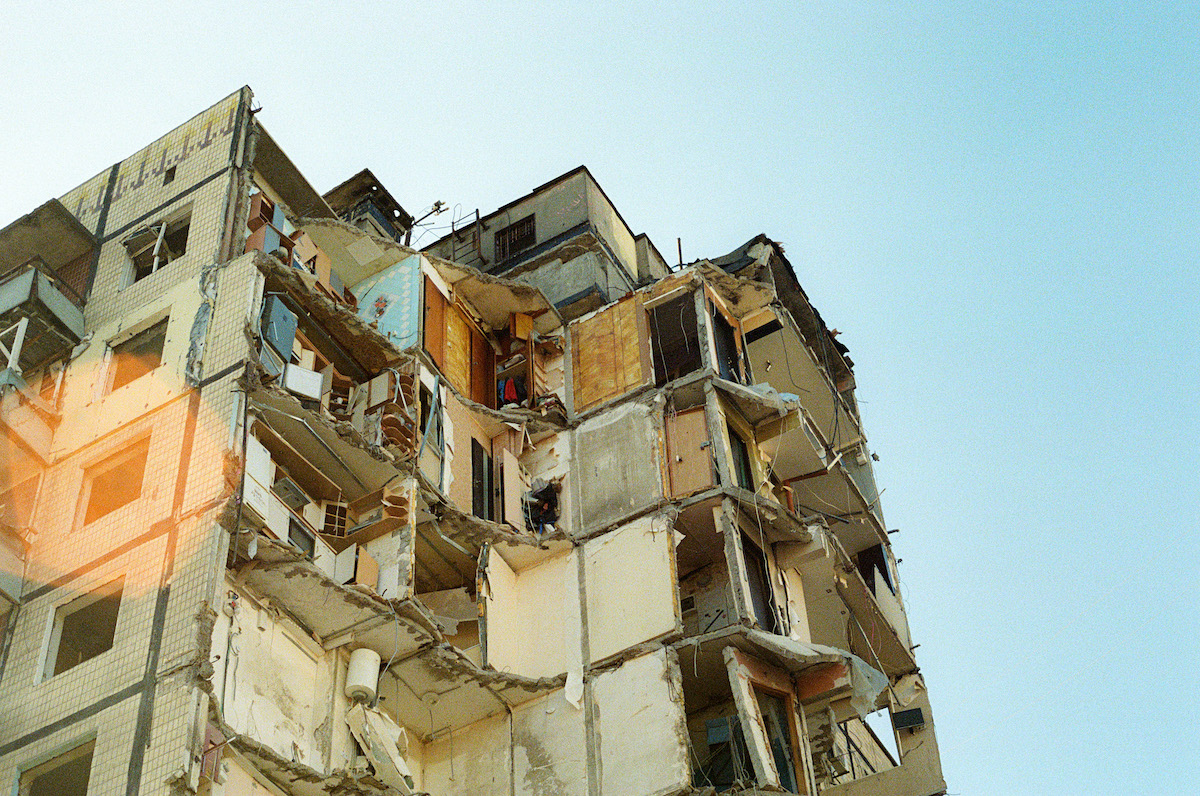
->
[19, 739, 95, 796]
[79, 438, 149, 526]
[124, 210, 190, 282]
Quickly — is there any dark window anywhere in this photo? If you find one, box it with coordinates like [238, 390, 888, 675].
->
[471, 438, 494, 520]
[110, 318, 168, 391]
[741, 533, 779, 634]
[855, 543, 895, 594]
[729, 430, 754, 491]
[82, 439, 149, 525]
[21, 739, 95, 796]
[650, 294, 702, 386]
[126, 211, 190, 282]
[756, 690, 799, 793]
[696, 715, 753, 790]
[494, 214, 536, 262]
[163, 166, 176, 185]
[49, 579, 123, 677]
[711, 304, 742, 382]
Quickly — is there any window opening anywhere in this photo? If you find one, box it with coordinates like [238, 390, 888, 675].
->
[696, 715, 754, 790]
[741, 533, 779, 634]
[471, 438, 494, 520]
[163, 166, 176, 185]
[46, 579, 123, 678]
[494, 214, 536, 262]
[109, 318, 168, 392]
[729, 430, 754, 491]
[82, 439, 149, 525]
[650, 294, 702, 386]
[287, 517, 316, 559]
[711, 303, 742, 383]
[20, 739, 95, 796]
[756, 689, 800, 793]
[125, 211, 190, 282]
[855, 543, 894, 594]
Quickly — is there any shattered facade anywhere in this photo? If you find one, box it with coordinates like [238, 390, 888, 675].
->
[0, 88, 946, 796]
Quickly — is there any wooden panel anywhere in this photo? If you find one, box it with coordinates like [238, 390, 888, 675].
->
[423, 276, 445, 368]
[571, 296, 650, 413]
[444, 307, 471, 396]
[665, 407, 714, 499]
[471, 327, 494, 407]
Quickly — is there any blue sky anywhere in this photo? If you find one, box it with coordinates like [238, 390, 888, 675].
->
[2, 2, 1197, 792]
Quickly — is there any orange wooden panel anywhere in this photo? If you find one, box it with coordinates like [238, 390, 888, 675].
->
[445, 308, 471, 396]
[424, 276, 446, 369]
[471, 327, 495, 407]
[665, 407, 714, 499]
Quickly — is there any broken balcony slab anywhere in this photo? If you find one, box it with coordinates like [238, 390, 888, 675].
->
[252, 126, 338, 221]
[676, 625, 887, 721]
[781, 530, 917, 678]
[249, 386, 402, 503]
[1, 384, 57, 464]
[786, 463, 888, 555]
[238, 540, 439, 660]
[0, 260, 86, 375]
[0, 199, 95, 281]
[379, 643, 565, 744]
[743, 306, 864, 450]
[253, 250, 412, 376]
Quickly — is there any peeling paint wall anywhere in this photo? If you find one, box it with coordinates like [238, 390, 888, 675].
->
[423, 712, 510, 796]
[217, 588, 336, 771]
[512, 691, 587, 796]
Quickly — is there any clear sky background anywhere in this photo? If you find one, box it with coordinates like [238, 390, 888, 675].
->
[2, 2, 1197, 793]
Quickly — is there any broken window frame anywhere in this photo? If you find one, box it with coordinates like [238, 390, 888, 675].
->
[648, 292, 703, 387]
[107, 316, 169, 393]
[740, 530, 781, 634]
[18, 738, 96, 796]
[124, 205, 191, 283]
[43, 577, 124, 680]
[724, 647, 812, 794]
[77, 437, 150, 527]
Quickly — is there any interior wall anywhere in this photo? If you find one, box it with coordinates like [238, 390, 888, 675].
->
[485, 549, 573, 678]
[583, 514, 678, 665]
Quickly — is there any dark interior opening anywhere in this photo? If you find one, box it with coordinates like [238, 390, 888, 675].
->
[649, 294, 702, 386]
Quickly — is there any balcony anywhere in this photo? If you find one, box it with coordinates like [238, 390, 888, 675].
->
[780, 527, 917, 678]
[0, 200, 93, 379]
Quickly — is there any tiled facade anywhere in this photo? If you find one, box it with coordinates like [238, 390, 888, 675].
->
[0, 88, 945, 796]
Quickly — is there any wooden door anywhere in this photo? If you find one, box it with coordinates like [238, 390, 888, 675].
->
[665, 407, 714, 499]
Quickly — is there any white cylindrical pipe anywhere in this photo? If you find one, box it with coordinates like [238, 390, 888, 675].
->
[345, 648, 382, 704]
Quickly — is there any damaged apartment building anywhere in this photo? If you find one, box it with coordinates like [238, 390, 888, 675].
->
[0, 87, 946, 796]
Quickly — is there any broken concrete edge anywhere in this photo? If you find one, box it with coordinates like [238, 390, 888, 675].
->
[235, 535, 445, 643]
[246, 380, 403, 466]
[298, 214, 566, 331]
[674, 624, 890, 720]
[250, 249, 415, 375]
[224, 729, 393, 796]
[423, 642, 567, 700]
[418, 478, 565, 552]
